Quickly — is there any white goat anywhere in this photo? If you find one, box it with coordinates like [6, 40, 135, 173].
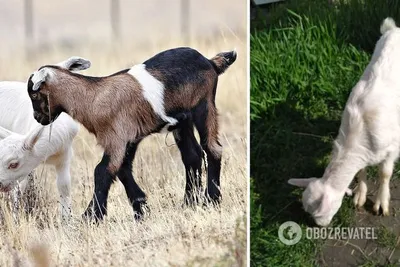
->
[0, 57, 89, 219]
[288, 18, 400, 226]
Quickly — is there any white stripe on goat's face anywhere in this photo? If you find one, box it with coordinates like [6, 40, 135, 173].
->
[128, 64, 177, 125]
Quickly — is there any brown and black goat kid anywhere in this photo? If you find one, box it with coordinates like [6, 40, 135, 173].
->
[27, 47, 237, 221]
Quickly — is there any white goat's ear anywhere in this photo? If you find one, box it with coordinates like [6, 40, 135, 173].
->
[314, 193, 331, 217]
[31, 68, 53, 91]
[23, 126, 45, 151]
[0, 126, 15, 139]
[57, 56, 91, 71]
[288, 177, 318, 188]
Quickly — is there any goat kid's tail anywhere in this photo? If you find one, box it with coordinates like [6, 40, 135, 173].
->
[209, 50, 237, 75]
[380, 17, 397, 35]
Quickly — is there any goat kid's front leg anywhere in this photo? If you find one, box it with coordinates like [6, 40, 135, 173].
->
[10, 182, 23, 224]
[10, 177, 29, 224]
[353, 168, 368, 209]
[83, 153, 117, 222]
[373, 159, 394, 216]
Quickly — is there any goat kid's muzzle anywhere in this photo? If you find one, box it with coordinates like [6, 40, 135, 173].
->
[33, 110, 51, 125]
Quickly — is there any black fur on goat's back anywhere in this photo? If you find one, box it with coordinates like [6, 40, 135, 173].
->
[143, 47, 215, 90]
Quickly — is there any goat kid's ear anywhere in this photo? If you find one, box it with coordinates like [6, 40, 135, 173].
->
[287, 177, 318, 188]
[0, 126, 15, 139]
[23, 126, 45, 151]
[31, 68, 52, 91]
[345, 188, 353, 196]
[57, 56, 91, 72]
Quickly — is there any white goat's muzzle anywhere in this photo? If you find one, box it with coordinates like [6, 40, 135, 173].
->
[0, 183, 12, 192]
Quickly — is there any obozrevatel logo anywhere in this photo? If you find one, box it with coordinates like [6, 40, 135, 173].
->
[278, 221, 302, 245]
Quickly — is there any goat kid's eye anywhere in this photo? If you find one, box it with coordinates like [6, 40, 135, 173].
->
[31, 93, 37, 99]
[8, 162, 19, 169]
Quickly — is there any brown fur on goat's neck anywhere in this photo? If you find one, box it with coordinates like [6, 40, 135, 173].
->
[43, 67, 160, 143]
[42, 69, 97, 132]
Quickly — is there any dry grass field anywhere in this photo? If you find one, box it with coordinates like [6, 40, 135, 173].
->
[0, 33, 247, 266]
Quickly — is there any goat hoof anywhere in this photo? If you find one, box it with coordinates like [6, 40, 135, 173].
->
[61, 215, 72, 224]
[353, 191, 366, 208]
[133, 200, 148, 221]
[373, 204, 380, 215]
[82, 208, 104, 223]
[373, 201, 390, 216]
[134, 212, 144, 221]
[183, 194, 201, 208]
[203, 194, 221, 208]
[382, 209, 390, 216]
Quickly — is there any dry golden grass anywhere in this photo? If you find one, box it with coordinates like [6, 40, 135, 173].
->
[0, 33, 247, 266]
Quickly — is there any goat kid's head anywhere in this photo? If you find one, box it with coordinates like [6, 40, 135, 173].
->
[0, 126, 44, 192]
[287, 178, 350, 227]
[27, 56, 91, 125]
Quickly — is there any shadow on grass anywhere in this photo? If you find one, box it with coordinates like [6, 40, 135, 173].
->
[250, 103, 342, 266]
[251, 102, 340, 220]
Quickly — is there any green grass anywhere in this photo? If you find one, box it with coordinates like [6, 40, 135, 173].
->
[377, 226, 398, 250]
[252, 0, 400, 53]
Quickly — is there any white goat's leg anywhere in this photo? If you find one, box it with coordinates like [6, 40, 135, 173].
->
[10, 187, 21, 224]
[10, 177, 29, 223]
[353, 168, 368, 208]
[55, 154, 72, 221]
[373, 160, 394, 216]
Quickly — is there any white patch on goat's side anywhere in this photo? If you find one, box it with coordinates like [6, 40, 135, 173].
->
[31, 68, 55, 91]
[128, 64, 177, 125]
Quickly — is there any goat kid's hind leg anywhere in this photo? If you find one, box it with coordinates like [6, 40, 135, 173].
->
[173, 119, 203, 207]
[193, 100, 222, 205]
[373, 159, 394, 216]
[83, 153, 116, 222]
[117, 141, 148, 221]
[353, 168, 368, 209]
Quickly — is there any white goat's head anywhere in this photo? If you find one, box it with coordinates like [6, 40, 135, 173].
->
[288, 178, 351, 227]
[0, 126, 44, 192]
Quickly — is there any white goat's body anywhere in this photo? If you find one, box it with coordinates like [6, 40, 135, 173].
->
[0, 81, 79, 219]
[0, 81, 78, 164]
[330, 19, 400, 183]
[289, 18, 400, 226]
[0, 82, 38, 134]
